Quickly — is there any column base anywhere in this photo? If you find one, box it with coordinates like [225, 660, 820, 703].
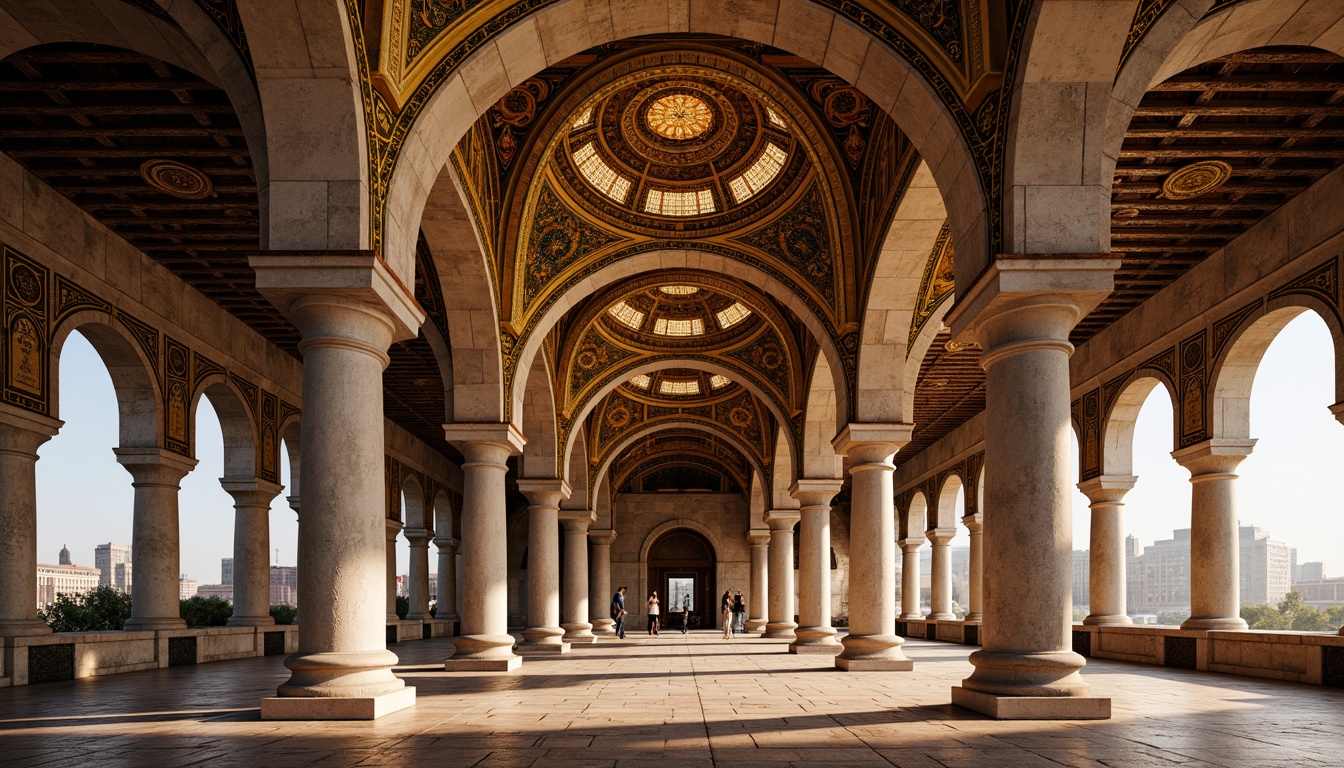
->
[1181, 616, 1248, 631]
[762, 621, 797, 640]
[261, 687, 416, 720]
[836, 633, 913, 671]
[0, 620, 52, 637]
[951, 687, 1110, 720]
[790, 626, 841, 654]
[1083, 614, 1132, 627]
[964, 613, 983, 622]
[123, 617, 186, 631]
[562, 622, 597, 643]
[745, 618, 767, 633]
[445, 634, 521, 672]
[790, 642, 842, 654]
[516, 641, 571, 655]
[226, 616, 276, 627]
[591, 618, 616, 636]
[926, 612, 955, 621]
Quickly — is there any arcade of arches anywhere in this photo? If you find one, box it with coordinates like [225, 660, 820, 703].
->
[0, 0, 1342, 749]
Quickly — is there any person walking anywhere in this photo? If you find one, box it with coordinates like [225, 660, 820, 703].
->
[681, 594, 691, 634]
[732, 589, 746, 633]
[721, 590, 734, 640]
[611, 586, 628, 639]
[647, 591, 661, 636]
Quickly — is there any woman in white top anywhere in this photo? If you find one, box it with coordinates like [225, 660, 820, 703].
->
[647, 592, 661, 636]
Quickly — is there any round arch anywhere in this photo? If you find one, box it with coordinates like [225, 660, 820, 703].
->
[400, 471, 427, 530]
[902, 490, 928, 542]
[800, 351, 842, 480]
[190, 374, 259, 480]
[49, 311, 161, 450]
[1101, 374, 1178, 477]
[934, 472, 964, 532]
[519, 348, 559, 479]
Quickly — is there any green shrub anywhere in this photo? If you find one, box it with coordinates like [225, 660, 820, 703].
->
[270, 604, 297, 625]
[179, 596, 233, 628]
[38, 585, 132, 632]
[395, 594, 410, 620]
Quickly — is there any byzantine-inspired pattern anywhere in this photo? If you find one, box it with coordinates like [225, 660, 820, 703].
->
[385, 455, 446, 530]
[519, 182, 627, 306]
[0, 243, 297, 485]
[732, 183, 838, 306]
[907, 224, 955, 352]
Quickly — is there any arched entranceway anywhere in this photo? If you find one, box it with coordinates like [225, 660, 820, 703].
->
[647, 529, 717, 630]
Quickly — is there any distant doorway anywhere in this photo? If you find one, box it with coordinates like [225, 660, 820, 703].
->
[647, 529, 716, 629]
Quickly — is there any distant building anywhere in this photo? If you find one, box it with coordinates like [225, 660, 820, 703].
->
[36, 547, 100, 608]
[179, 576, 199, 600]
[270, 566, 298, 606]
[1239, 527, 1293, 606]
[1072, 550, 1089, 608]
[1293, 576, 1344, 611]
[221, 557, 234, 586]
[196, 584, 234, 602]
[94, 542, 132, 594]
[1297, 561, 1325, 582]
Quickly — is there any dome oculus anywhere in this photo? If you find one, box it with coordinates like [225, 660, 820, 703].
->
[646, 94, 713, 140]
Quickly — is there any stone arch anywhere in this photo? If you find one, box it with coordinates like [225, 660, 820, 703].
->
[1003, 0, 1153, 257]
[1102, 374, 1179, 477]
[518, 249, 848, 435]
[562, 424, 590, 511]
[769, 425, 796, 513]
[801, 352, 842, 480]
[591, 419, 773, 514]
[901, 489, 928, 542]
[638, 518, 724, 567]
[278, 416, 301, 505]
[432, 488, 456, 540]
[190, 375, 259, 480]
[234, 0, 369, 253]
[749, 468, 769, 527]
[855, 161, 949, 422]
[1210, 301, 1344, 441]
[561, 356, 797, 482]
[933, 471, 964, 531]
[519, 349, 559, 479]
[49, 311, 161, 450]
[420, 166, 503, 423]
[401, 472, 427, 530]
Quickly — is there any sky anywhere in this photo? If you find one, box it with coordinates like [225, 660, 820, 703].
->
[37, 312, 1344, 586]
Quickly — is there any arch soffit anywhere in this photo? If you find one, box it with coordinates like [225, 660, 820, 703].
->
[49, 309, 163, 450]
[400, 471, 427, 529]
[933, 470, 963, 531]
[519, 346, 559, 478]
[379, 0, 992, 338]
[592, 419, 772, 512]
[800, 351, 842, 480]
[190, 372, 259, 479]
[431, 488, 456, 538]
[901, 489, 928, 540]
[564, 356, 795, 480]
[1099, 373, 1176, 477]
[639, 518, 724, 566]
[769, 424, 798, 511]
[563, 423, 590, 509]
[615, 455, 750, 499]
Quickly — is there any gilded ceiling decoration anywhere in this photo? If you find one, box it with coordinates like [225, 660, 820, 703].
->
[907, 224, 955, 352]
[645, 94, 714, 141]
[1160, 160, 1233, 201]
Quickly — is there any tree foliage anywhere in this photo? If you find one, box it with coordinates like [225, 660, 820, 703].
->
[38, 586, 132, 632]
[395, 594, 410, 620]
[179, 596, 233, 628]
[270, 604, 297, 625]
[1240, 591, 1344, 631]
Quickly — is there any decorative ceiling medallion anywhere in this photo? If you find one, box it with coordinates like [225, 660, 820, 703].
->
[646, 94, 713, 141]
[1160, 160, 1233, 200]
[944, 340, 975, 353]
[1112, 207, 1140, 219]
[139, 159, 215, 200]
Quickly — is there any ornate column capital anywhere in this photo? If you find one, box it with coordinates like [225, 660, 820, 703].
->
[445, 423, 526, 466]
[385, 517, 404, 540]
[790, 479, 843, 510]
[961, 512, 983, 532]
[1172, 439, 1256, 478]
[403, 527, 431, 547]
[0, 403, 61, 456]
[433, 536, 460, 555]
[926, 528, 957, 546]
[588, 528, 617, 547]
[114, 447, 197, 486]
[764, 509, 801, 530]
[220, 477, 285, 508]
[831, 423, 912, 463]
[746, 530, 771, 547]
[517, 477, 571, 509]
[898, 537, 923, 554]
[1076, 475, 1137, 505]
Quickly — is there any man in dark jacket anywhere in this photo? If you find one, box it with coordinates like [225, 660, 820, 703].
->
[611, 586, 628, 639]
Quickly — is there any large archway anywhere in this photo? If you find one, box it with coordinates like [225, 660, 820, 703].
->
[645, 527, 717, 631]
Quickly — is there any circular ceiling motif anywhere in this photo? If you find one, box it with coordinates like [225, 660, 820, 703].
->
[646, 94, 713, 140]
[139, 159, 214, 200]
[600, 284, 760, 348]
[1161, 160, 1233, 200]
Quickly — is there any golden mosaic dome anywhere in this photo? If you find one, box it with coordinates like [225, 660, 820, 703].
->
[646, 94, 713, 140]
[600, 284, 761, 347]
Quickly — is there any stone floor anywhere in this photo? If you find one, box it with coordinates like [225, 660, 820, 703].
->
[1, 633, 1342, 767]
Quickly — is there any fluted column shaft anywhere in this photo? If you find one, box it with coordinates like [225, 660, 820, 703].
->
[434, 536, 460, 623]
[562, 516, 595, 643]
[899, 538, 922, 619]
[746, 531, 770, 633]
[117, 449, 196, 631]
[963, 513, 984, 622]
[0, 408, 60, 637]
[790, 481, 842, 653]
[833, 425, 913, 671]
[588, 530, 616, 636]
[1078, 476, 1136, 626]
[405, 528, 432, 620]
[444, 424, 525, 671]
[763, 510, 799, 639]
[223, 479, 283, 626]
[1174, 441, 1254, 631]
[516, 479, 569, 653]
[927, 528, 956, 619]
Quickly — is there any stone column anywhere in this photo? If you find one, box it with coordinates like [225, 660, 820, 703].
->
[1173, 440, 1255, 631]
[444, 423, 526, 671]
[746, 531, 770, 633]
[945, 255, 1117, 718]
[963, 512, 984, 622]
[404, 527, 432, 621]
[115, 448, 196, 631]
[0, 406, 61, 637]
[926, 527, 957, 620]
[763, 510, 800, 639]
[434, 536, 460, 624]
[588, 529, 616, 636]
[833, 425, 914, 671]
[1077, 476, 1136, 626]
[789, 480, 842, 653]
[222, 479, 283, 626]
[899, 537, 922, 619]
[385, 518, 402, 623]
[561, 513, 595, 643]
[251, 252, 422, 719]
[515, 479, 569, 654]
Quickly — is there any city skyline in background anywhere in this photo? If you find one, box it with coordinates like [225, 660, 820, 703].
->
[35, 314, 1344, 585]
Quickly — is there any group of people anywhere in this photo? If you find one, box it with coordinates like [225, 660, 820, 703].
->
[608, 586, 747, 639]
